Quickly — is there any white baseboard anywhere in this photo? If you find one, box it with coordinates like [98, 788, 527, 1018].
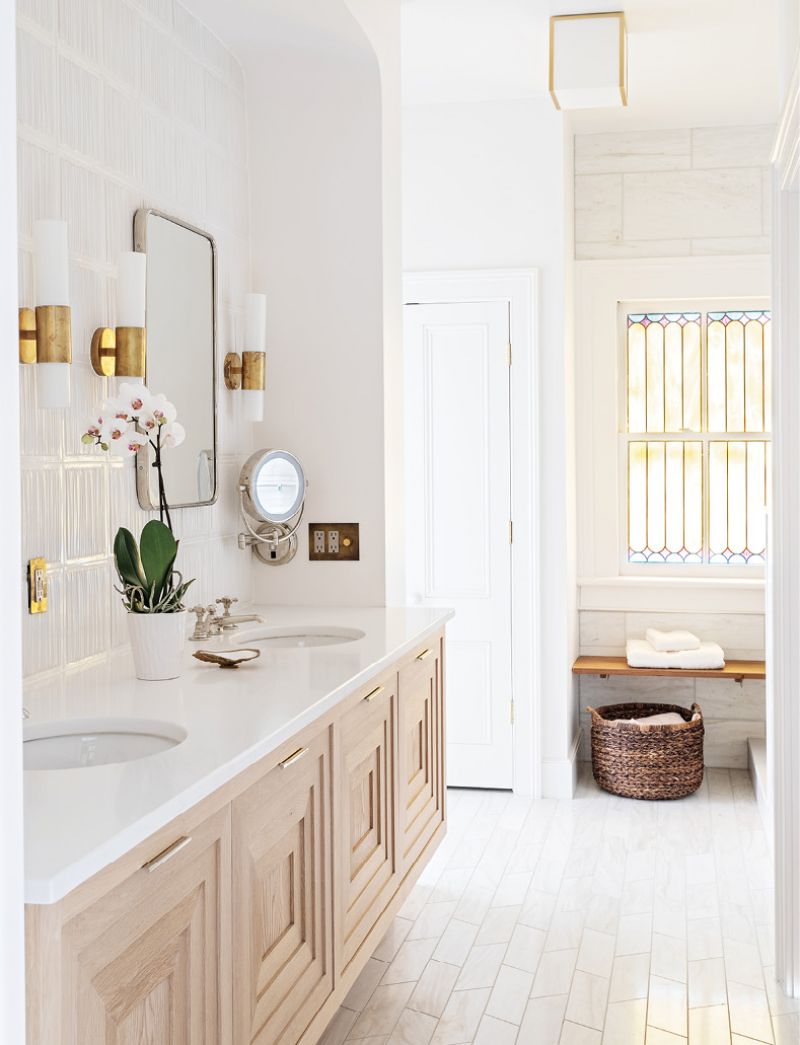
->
[541, 729, 582, 799]
[747, 736, 771, 846]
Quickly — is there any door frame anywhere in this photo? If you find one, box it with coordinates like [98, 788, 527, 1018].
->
[403, 270, 540, 797]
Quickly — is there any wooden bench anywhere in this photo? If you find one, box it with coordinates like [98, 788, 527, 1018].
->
[572, 656, 766, 685]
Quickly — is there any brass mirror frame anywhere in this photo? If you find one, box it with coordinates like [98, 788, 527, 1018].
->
[132, 207, 219, 511]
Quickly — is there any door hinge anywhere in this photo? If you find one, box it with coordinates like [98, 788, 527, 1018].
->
[510, 699, 515, 725]
[507, 341, 512, 366]
[509, 520, 513, 544]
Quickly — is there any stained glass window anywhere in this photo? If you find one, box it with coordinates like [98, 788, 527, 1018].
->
[626, 309, 771, 566]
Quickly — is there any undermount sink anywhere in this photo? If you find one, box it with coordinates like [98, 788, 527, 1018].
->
[23, 718, 187, 771]
[237, 625, 365, 649]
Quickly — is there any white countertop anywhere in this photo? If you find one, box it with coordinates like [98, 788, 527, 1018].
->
[23, 605, 453, 904]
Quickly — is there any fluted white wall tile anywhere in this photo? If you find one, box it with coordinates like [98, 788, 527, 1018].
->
[173, 49, 205, 132]
[104, 83, 142, 181]
[575, 130, 691, 174]
[173, 2, 205, 60]
[17, 137, 60, 240]
[61, 158, 106, 260]
[58, 0, 103, 64]
[21, 466, 63, 563]
[623, 169, 763, 242]
[18, 0, 56, 33]
[102, 0, 140, 89]
[18, 0, 251, 680]
[18, 246, 34, 303]
[63, 563, 112, 664]
[130, 0, 173, 28]
[142, 109, 176, 200]
[211, 457, 242, 536]
[691, 126, 774, 171]
[140, 21, 174, 113]
[65, 464, 108, 560]
[58, 56, 104, 163]
[175, 539, 213, 606]
[175, 127, 206, 219]
[22, 569, 64, 676]
[212, 535, 254, 605]
[204, 70, 229, 148]
[17, 28, 58, 137]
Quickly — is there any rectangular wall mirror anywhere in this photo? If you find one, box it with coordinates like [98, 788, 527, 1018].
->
[134, 208, 217, 510]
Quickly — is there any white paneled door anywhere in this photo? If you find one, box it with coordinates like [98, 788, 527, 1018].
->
[404, 300, 513, 789]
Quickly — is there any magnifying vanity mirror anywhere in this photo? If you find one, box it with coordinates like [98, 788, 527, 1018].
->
[134, 208, 217, 510]
[238, 449, 307, 564]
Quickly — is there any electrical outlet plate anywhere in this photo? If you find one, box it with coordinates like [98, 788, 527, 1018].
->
[28, 557, 47, 614]
[308, 524, 359, 561]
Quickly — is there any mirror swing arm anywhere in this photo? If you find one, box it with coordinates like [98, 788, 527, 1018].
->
[237, 449, 307, 566]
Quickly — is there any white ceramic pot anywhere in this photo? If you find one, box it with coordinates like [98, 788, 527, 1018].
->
[127, 610, 188, 681]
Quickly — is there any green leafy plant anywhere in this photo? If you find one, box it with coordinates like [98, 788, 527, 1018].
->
[113, 520, 194, 613]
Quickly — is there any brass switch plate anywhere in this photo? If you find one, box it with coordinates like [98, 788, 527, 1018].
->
[28, 558, 48, 614]
[308, 524, 360, 561]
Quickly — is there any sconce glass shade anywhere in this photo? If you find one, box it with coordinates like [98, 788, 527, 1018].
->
[241, 388, 264, 423]
[549, 12, 627, 111]
[37, 362, 70, 409]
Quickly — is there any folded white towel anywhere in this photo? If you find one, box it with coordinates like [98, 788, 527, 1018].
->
[625, 712, 690, 726]
[645, 627, 701, 652]
[626, 638, 725, 670]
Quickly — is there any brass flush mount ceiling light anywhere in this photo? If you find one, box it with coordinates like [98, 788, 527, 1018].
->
[549, 11, 627, 110]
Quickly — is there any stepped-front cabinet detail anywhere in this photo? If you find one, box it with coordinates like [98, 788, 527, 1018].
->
[25, 629, 446, 1045]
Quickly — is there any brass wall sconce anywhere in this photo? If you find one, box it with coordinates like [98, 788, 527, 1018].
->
[91, 252, 147, 381]
[19, 220, 72, 409]
[224, 293, 266, 422]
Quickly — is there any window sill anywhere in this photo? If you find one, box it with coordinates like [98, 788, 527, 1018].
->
[578, 575, 765, 615]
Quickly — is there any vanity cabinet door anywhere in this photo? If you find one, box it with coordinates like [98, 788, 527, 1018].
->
[397, 635, 445, 875]
[336, 670, 399, 972]
[58, 806, 231, 1045]
[232, 728, 333, 1045]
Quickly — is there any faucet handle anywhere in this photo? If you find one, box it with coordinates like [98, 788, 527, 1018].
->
[190, 605, 207, 623]
[216, 596, 238, 618]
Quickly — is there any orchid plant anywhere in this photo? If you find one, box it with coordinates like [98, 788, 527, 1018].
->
[82, 383, 185, 532]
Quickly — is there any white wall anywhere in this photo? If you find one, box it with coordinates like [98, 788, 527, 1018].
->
[403, 98, 579, 796]
[1, 0, 24, 1038]
[246, 8, 390, 607]
[16, 0, 253, 682]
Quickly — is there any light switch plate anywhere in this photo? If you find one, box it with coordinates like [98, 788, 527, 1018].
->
[308, 524, 359, 561]
[28, 557, 48, 614]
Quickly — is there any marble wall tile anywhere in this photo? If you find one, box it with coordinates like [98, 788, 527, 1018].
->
[704, 718, 766, 770]
[623, 612, 765, 658]
[575, 130, 691, 175]
[574, 175, 622, 244]
[694, 680, 765, 721]
[623, 169, 763, 242]
[690, 236, 770, 256]
[575, 238, 690, 261]
[691, 126, 774, 171]
[579, 611, 626, 652]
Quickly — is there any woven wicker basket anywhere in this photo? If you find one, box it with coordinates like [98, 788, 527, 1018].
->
[587, 702, 704, 801]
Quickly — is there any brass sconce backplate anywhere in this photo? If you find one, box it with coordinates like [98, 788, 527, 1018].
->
[19, 307, 36, 364]
[91, 326, 146, 378]
[18, 306, 73, 364]
[242, 350, 266, 391]
[224, 351, 243, 390]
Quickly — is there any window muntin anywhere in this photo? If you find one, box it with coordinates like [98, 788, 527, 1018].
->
[625, 309, 771, 567]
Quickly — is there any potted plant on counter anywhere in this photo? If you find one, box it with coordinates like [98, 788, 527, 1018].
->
[83, 384, 195, 680]
[113, 520, 193, 680]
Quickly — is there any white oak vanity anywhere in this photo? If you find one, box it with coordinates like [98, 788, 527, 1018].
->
[23, 608, 450, 1045]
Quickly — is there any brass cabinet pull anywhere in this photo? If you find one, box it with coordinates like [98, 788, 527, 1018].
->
[143, 835, 192, 872]
[279, 746, 309, 769]
[416, 648, 431, 661]
[364, 685, 385, 703]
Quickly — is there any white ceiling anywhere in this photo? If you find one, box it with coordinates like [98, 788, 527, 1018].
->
[402, 0, 781, 131]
